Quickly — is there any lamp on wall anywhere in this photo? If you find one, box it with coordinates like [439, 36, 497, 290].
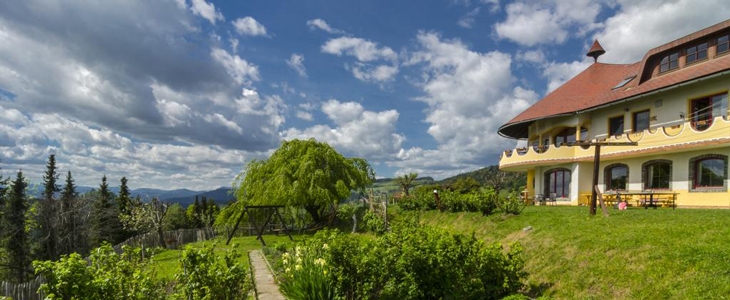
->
[623, 108, 629, 112]
[679, 112, 685, 120]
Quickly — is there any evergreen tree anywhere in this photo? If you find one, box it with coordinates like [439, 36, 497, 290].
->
[59, 171, 80, 255]
[90, 175, 122, 247]
[37, 154, 60, 261]
[117, 177, 131, 216]
[4, 171, 31, 282]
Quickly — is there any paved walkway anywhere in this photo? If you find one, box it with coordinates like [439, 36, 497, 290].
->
[249, 250, 286, 300]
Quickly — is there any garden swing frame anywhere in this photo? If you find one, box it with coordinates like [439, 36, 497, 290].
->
[225, 205, 293, 246]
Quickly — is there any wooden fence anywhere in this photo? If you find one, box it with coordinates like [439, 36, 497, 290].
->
[0, 227, 217, 300]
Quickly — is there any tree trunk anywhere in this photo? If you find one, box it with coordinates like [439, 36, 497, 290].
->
[157, 227, 166, 248]
[304, 205, 322, 225]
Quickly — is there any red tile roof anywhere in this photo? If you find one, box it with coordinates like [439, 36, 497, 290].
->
[499, 19, 730, 139]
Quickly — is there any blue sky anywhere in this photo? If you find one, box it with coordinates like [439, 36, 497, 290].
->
[1, 0, 729, 190]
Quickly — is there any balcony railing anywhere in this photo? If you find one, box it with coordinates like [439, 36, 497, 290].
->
[500, 117, 730, 168]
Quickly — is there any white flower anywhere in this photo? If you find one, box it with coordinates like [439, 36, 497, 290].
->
[295, 264, 302, 271]
[322, 243, 329, 250]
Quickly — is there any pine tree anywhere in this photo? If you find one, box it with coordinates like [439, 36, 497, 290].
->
[59, 171, 80, 255]
[37, 154, 60, 260]
[90, 175, 122, 247]
[117, 177, 131, 216]
[4, 171, 31, 282]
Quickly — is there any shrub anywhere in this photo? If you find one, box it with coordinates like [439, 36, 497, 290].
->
[274, 221, 526, 300]
[34, 244, 165, 300]
[173, 244, 251, 300]
[496, 192, 524, 215]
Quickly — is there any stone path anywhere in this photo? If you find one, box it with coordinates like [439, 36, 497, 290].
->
[249, 250, 286, 300]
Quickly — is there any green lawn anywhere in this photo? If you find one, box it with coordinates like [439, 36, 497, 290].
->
[413, 206, 730, 299]
[151, 235, 297, 281]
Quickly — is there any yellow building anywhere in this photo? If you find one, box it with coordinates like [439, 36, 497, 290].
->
[498, 20, 730, 208]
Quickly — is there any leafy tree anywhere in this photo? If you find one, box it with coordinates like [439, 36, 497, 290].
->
[4, 171, 32, 282]
[163, 203, 189, 230]
[120, 197, 169, 248]
[449, 177, 481, 194]
[186, 197, 202, 228]
[90, 175, 122, 247]
[226, 139, 375, 225]
[0, 163, 8, 238]
[37, 154, 60, 261]
[395, 173, 418, 196]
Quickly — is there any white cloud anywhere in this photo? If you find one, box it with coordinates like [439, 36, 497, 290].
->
[322, 37, 397, 62]
[190, 0, 224, 25]
[282, 100, 404, 160]
[232, 16, 268, 37]
[392, 32, 537, 176]
[296, 111, 313, 121]
[349, 63, 399, 83]
[542, 58, 592, 92]
[210, 48, 260, 85]
[306, 18, 344, 34]
[457, 7, 480, 28]
[516, 49, 546, 64]
[286, 53, 307, 77]
[594, 0, 730, 63]
[494, 0, 603, 46]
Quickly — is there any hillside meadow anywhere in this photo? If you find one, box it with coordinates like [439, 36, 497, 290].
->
[413, 206, 730, 299]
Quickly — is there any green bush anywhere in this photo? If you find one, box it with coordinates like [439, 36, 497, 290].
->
[400, 187, 499, 216]
[496, 192, 524, 215]
[173, 244, 251, 300]
[361, 210, 387, 234]
[275, 221, 526, 300]
[34, 244, 165, 300]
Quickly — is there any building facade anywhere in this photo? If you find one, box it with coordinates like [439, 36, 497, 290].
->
[498, 20, 730, 207]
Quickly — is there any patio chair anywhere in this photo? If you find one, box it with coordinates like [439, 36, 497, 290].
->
[548, 193, 557, 206]
[534, 194, 545, 206]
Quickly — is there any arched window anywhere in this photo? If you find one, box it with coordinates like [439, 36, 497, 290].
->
[689, 154, 727, 189]
[642, 160, 672, 190]
[605, 164, 628, 191]
[544, 168, 570, 198]
[554, 128, 576, 147]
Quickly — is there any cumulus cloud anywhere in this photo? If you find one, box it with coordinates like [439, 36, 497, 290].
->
[190, 0, 224, 24]
[282, 100, 404, 160]
[210, 48, 260, 85]
[594, 0, 730, 63]
[296, 111, 313, 121]
[494, 0, 603, 46]
[306, 18, 344, 34]
[322, 37, 397, 62]
[392, 32, 537, 176]
[321, 36, 399, 84]
[349, 63, 399, 83]
[232, 16, 268, 36]
[286, 53, 307, 77]
[0, 1, 289, 188]
[516, 49, 546, 64]
[542, 59, 592, 93]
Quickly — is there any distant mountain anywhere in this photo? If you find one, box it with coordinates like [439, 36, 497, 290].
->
[166, 187, 235, 207]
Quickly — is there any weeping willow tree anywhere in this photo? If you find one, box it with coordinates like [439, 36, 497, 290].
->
[219, 139, 375, 226]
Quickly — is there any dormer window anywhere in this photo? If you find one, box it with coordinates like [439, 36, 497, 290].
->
[718, 35, 729, 54]
[686, 42, 708, 64]
[659, 52, 679, 73]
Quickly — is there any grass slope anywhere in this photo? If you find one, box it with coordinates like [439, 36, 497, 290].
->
[415, 206, 730, 299]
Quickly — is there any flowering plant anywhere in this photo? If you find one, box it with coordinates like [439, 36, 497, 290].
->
[279, 243, 336, 300]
